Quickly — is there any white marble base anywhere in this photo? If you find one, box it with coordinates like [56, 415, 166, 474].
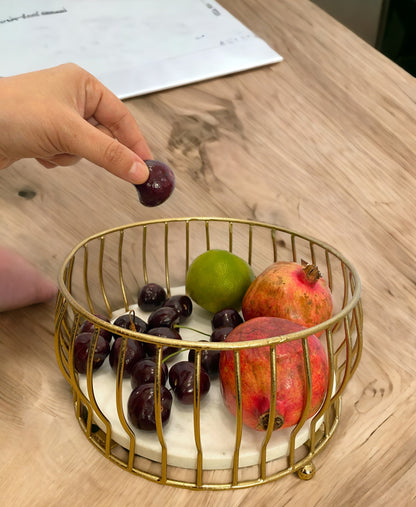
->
[79, 287, 317, 470]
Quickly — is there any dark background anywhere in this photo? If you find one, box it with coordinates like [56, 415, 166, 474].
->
[312, 0, 416, 77]
[378, 0, 416, 76]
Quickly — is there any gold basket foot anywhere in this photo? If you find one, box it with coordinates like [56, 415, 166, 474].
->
[297, 463, 316, 480]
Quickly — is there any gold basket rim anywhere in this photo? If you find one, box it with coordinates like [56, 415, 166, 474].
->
[57, 217, 362, 350]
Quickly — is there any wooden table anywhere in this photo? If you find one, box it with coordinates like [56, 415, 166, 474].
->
[1, 1, 415, 505]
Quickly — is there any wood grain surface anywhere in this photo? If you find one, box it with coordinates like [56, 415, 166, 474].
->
[1, 0, 416, 505]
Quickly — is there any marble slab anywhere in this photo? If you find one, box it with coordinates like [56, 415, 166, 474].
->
[78, 287, 318, 470]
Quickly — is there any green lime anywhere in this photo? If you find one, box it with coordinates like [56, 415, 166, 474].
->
[185, 249, 255, 314]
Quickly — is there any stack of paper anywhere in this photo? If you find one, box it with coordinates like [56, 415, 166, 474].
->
[0, 0, 282, 99]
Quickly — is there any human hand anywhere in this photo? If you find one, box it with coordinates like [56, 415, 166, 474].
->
[0, 63, 152, 183]
[0, 246, 57, 312]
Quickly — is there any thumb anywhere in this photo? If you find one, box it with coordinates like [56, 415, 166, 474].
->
[67, 116, 150, 184]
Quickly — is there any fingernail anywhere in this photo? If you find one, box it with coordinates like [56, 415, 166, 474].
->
[128, 160, 149, 184]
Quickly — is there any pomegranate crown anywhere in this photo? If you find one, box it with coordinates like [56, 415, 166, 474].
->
[301, 259, 322, 283]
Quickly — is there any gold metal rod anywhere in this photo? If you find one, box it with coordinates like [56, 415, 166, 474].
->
[205, 220, 210, 250]
[332, 316, 353, 400]
[118, 229, 128, 311]
[232, 349, 243, 486]
[288, 337, 313, 469]
[98, 237, 111, 316]
[350, 303, 364, 377]
[65, 255, 74, 295]
[310, 326, 335, 450]
[114, 336, 136, 470]
[153, 346, 168, 483]
[164, 222, 171, 297]
[142, 225, 148, 285]
[54, 300, 72, 384]
[309, 241, 317, 265]
[193, 349, 204, 488]
[271, 228, 277, 262]
[83, 245, 94, 314]
[325, 249, 333, 292]
[248, 224, 253, 266]
[260, 345, 277, 479]
[85, 328, 112, 451]
[291, 233, 297, 262]
[185, 220, 190, 272]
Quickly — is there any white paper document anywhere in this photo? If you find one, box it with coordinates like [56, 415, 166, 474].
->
[0, 0, 282, 99]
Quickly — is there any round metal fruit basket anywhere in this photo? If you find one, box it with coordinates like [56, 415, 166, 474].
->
[54, 217, 363, 490]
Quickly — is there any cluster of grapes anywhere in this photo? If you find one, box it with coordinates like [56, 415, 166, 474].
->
[72, 283, 243, 432]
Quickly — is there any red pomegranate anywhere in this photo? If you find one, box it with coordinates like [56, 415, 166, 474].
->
[242, 261, 333, 336]
[219, 317, 329, 431]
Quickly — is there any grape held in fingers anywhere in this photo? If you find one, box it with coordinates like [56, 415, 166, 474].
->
[134, 160, 175, 207]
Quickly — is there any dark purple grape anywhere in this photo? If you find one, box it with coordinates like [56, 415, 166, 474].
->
[128, 384, 173, 431]
[164, 295, 193, 323]
[138, 283, 167, 312]
[145, 327, 182, 360]
[73, 332, 110, 374]
[79, 314, 112, 342]
[147, 306, 180, 329]
[188, 340, 220, 378]
[168, 361, 210, 405]
[109, 337, 146, 377]
[210, 326, 234, 343]
[131, 358, 168, 390]
[112, 313, 147, 339]
[134, 160, 175, 207]
[211, 308, 243, 330]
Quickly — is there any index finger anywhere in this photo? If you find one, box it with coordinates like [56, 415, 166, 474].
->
[83, 76, 153, 160]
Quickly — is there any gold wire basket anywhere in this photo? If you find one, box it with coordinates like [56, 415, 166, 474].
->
[54, 217, 363, 490]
